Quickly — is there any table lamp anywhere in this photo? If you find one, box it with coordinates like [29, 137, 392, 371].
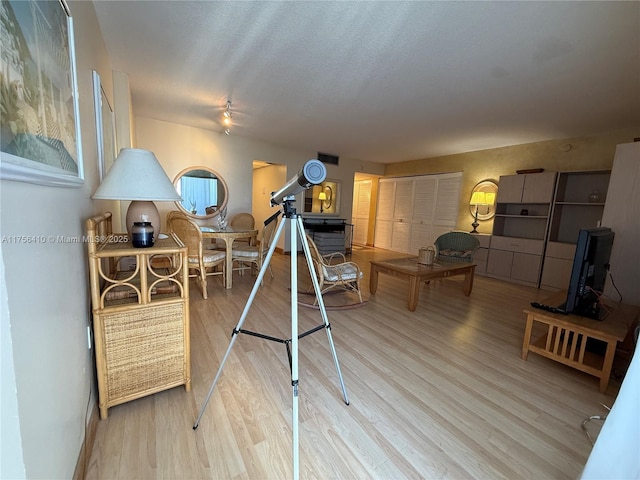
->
[92, 148, 181, 235]
[318, 191, 327, 213]
[469, 191, 487, 233]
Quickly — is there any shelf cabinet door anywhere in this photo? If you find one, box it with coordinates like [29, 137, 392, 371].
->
[510, 252, 542, 284]
[541, 256, 573, 290]
[496, 175, 526, 203]
[487, 248, 514, 278]
[522, 171, 556, 203]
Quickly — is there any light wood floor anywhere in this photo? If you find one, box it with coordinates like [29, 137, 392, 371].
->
[86, 246, 622, 479]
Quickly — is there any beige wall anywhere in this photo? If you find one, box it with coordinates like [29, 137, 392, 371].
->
[134, 116, 385, 252]
[0, 1, 113, 477]
[253, 164, 287, 250]
[384, 128, 638, 234]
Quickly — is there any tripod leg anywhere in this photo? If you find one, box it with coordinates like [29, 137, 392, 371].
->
[297, 216, 350, 406]
[193, 215, 287, 429]
[290, 218, 300, 480]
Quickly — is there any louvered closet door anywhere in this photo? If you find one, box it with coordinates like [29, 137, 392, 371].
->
[391, 178, 414, 253]
[352, 180, 371, 246]
[374, 180, 395, 249]
[374, 172, 462, 254]
[433, 173, 463, 240]
[410, 176, 437, 254]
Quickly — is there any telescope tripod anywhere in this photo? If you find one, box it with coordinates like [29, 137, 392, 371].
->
[193, 198, 350, 480]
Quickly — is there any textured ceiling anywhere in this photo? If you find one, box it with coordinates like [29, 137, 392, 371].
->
[93, 1, 640, 163]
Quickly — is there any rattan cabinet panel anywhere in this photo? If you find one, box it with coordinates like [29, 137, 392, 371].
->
[87, 212, 191, 419]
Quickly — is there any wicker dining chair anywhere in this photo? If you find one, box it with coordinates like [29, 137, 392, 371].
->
[231, 213, 279, 280]
[230, 212, 256, 247]
[168, 214, 225, 299]
[305, 233, 363, 304]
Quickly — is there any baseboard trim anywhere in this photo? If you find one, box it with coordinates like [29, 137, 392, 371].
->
[73, 401, 99, 480]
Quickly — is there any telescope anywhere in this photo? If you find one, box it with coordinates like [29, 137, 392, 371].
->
[270, 159, 326, 206]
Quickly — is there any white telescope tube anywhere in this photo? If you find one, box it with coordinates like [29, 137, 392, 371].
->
[270, 159, 326, 206]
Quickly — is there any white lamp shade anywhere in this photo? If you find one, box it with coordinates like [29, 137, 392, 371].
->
[92, 148, 181, 201]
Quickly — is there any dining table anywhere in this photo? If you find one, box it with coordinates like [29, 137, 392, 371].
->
[200, 226, 258, 289]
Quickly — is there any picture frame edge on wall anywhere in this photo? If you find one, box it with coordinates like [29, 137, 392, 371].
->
[0, 0, 84, 187]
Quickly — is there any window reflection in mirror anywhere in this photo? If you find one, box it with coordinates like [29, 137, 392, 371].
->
[173, 167, 228, 219]
[303, 180, 340, 215]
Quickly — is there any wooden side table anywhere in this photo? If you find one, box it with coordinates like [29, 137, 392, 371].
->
[522, 291, 638, 392]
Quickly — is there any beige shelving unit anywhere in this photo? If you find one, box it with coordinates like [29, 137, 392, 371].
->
[487, 171, 556, 287]
[87, 212, 191, 419]
[540, 170, 610, 291]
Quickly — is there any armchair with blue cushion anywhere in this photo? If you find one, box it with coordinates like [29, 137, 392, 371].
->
[434, 231, 480, 264]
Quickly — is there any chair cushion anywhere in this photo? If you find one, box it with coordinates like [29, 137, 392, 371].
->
[232, 246, 259, 259]
[439, 248, 474, 258]
[322, 263, 362, 282]
[188, 251, 225, 265]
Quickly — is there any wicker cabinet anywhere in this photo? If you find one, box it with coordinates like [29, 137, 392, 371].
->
[87, 212, 191, 419]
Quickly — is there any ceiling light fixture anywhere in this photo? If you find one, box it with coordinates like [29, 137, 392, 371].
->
[222, 100, 232, 134]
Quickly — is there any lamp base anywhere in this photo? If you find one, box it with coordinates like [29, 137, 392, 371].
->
[470, 207, 480, 234]
[125, 201, 160, 236]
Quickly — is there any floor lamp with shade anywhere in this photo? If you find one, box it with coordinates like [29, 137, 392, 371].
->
[92, 148, 181, 239]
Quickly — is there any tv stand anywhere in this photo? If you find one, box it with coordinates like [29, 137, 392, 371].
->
[522, 291, 638, 392]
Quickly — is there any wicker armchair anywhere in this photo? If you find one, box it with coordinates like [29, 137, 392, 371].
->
[306, 234, 363, 304]
[434, 231, 480, 264]
[168, 214, 225, 299]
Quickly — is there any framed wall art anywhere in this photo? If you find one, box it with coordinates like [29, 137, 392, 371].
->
[0, 0, 84, 187]
[92, 71, 116, 181]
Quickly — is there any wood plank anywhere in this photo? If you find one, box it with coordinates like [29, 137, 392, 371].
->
[85, 245, 628, 479]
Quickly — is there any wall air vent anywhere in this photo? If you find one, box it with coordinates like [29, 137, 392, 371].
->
[317, 152, 339, 165]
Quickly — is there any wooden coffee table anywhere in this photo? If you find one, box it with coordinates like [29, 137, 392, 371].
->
[369, 257, 475, 311]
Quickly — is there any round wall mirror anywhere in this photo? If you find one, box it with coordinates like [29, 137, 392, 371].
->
[469, 179, 499, 221]
[173, 166, 228, 219]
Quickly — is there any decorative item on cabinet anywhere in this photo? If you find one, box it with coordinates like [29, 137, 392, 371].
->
[588, 190, 603, 203]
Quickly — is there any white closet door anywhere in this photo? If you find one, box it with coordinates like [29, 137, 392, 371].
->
[376, 180, 395, 219]
[375, 179, 396, 249]
[375, 173, 462, 253]
[393, 178, 414, 220]
[352, 180, 371, 246]
[409, 223, 433, 254]
[434, 173, 462, 227]
[412, 176, 437, 222]
[374, 219, 393, 250]
[391, 221, 411, 253]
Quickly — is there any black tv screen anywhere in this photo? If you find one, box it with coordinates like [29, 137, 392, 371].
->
[564, 227, 614, 319]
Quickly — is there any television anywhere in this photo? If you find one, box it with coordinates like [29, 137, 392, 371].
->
[563, 227, 615, 320]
